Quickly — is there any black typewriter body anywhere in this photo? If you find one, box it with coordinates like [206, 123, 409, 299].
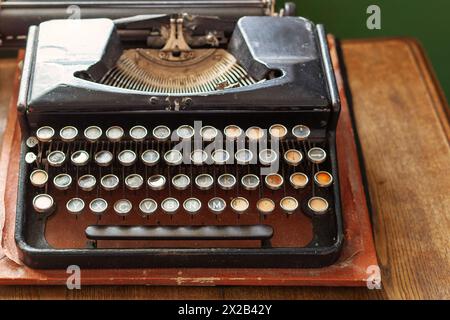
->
[14, 7, 343, 268]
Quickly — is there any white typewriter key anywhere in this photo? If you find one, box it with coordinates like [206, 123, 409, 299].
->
[241, 174, 260, 190]
[231, 197, 249, 214]
[141, 149, 160, 166]
[172, 173, 190, 190]
[125, 174, 144, 190]
[224, 125, 243, 141]
[176, 125, 195, 140]
[269, 124, 287, 140]
[218, 173, 236, 190]
[195, 174, 214, 190]
[259, 149, 277, 166]
[70, 150, 90, 166]
[53, 173, 72, 190]
[129, 125, 148, 141]
[183, 198, 202, 215]
[84, 126, 102, 142]
[292, 124, 311, 141]
[26, 136, 39, 148]
[212, 149, 230, 165]
[114, 199, 132, 216]
[290, 172, 309, 189]
[265, 173, 284, 190]
[307, 147, 327, 164]
[164, 149, 183, 166]
[94, 150, 113, 167]
[314, 171, 333, 187]
[147, 174, 166, 190]
[106, 126, 124, 142]
[308, 197, 329, 214]
[280, 196, 299, 214]
[36, 126, 55, 142]
[257, 198, 275, 215]
[208, 197, 226, 214]
[284, 149, 303, 166]
[78, 174, 96, 191]
[152, 125, 171, 141]
[118, 149, 137, 166]
[190, 149, 207, 166]
[235, 149, 253, 165]
[161, 197, 179, 214]
[25, 152, 37, 164]
[245, 126, 265, 141]
[32, 194, 54, 213]
[66, 198, 85, 215]
[200, 126, 218, 141]
[30, 169, 48, 187]
[139, 198, 158, 216]
[100, 174, 119, 191]
[47, 150, 66, 167]
[59, 126, 78, 142]
[89, 198, 108, 215]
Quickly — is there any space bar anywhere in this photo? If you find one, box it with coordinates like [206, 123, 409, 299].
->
[85, 225, 274, 241]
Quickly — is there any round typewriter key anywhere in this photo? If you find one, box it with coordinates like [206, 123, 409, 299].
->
[26, 136, 39, 148]
[32, 194, 54, 213]
[36, 126, 55, 142]
[129, 125, 147, 141]
[114, 199, 132, 216]
[308, 197, 329, 214]
[259, 149, 277, 166]
[66, 198, 85, 215]
[53, 173, 72, 190]
[59, 126, 78, 142]
[314, 171, 333, 187]
[78, 174, 96, 191]
[200, 126, 218, 141]
[147, 174, 166, 190]
[190, 149, 207, 166]
[284, 149, 303, 166]
[292, 124, 311, 141]
[235, 149, 253, 165]
[47, 150, 66, 167]
[164, 149, 183, 166]
[265, 173, 284, 190]
[100, 174, 119, 191]
[245, 126, 264, 141]
[152, 125, 171, 141]
[212, 149, 230, 165]
[208, 197, 226, 214]
[84, 126, 102, 142]
[161, 197, 179, 214]
[269, 124, 287, 140]
[218, 173, 236, 190]
[70, 150, 90, 166]
[280, 196, 299, 214]
[195, 174, 214, 190]
[241, 174, 260, 190]
[106, 126, 124, 142]
[183, 198, 202, 215]
[25, 152, 37, 164]
[307, 147, 326, 164]
[118, 149, 137, 166]
[89, 198, 108, 215]
[30, 169, 48, 187]
[257, 198, 275, 215]
[172, 174, 190, 190]
[94, 150, 113, 167]
[141, 149, 160, 166]
[231, 197, 249, 214]
[139, 198, 158, 216]
[125, 174, 144, 190]
[176, 125, 194, 140]
[290, 172, 309, 189]
[224, 125, 243, 140]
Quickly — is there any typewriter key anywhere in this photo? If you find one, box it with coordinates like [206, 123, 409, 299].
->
[212, 149, 230, 165]
[208, 197, 226, 214]
[195, 174, 214, 190]
[164, 149, 183, 166]
[292, 125, 311, 141]
[190, 149, 207, 166]
[245, 126, 265, 141]
[30, 169, 48, 187]
[32, 194, 54, 213]
[141, 149, 160, 166]
[47, 150, 66, 167]
[84, 126, 102, 142]
[152, 125, 171, 141]
[114, 199, 132, 216]
[25, 152, 37, 164]
[307, 147, 326, 164]
[307, 197, 329, 214]
[235, 149, 253, 165]
[139, 198, 158, 216]
[53, 173, 72, 190]
[89, 198, 108, 215]
[66, 198, 85, 215]
[241, 174, 260, 190]
[129, 125, 148, 141]
[172, 174, 190, 190]
[176, 125, 194, 140]
[218, 173, 236, 190]
[147, 174, 166, 190]
[265, 173, 284, 190]
[289, 172, 309, 189]
[224, 125, 243, 140]
[257, 198, 275, 215]
[71, 150, 90, 166]
[200, 126, 218, 141]
[231, 197, 249, 214]
[161, 197, 179, 214]
[106, 126, 124, 142]
[100, 174, 119, 191]
[78, 174, 96, 191]
[259, 149, 277, 166]
[59, 126, 78, 142]
[94, 150, 113, 167]
[269, 124, 287, 140]
[118, 150, 137, 166]
[125, 174, 144, 190]
[36, 126, 55, 142]
[280, 196, 299, 214]
[183, 198, 202, 215]
[314, 171, 333, 187]
[284, 149, 302, 166]
[26, 136, 39, 148]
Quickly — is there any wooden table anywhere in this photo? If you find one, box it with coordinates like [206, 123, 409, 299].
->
[0, 38, 448, 299]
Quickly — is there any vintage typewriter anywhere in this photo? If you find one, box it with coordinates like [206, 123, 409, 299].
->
[11, 0, 343, 269]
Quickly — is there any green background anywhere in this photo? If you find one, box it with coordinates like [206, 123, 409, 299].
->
[277, 0, 449, 101]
